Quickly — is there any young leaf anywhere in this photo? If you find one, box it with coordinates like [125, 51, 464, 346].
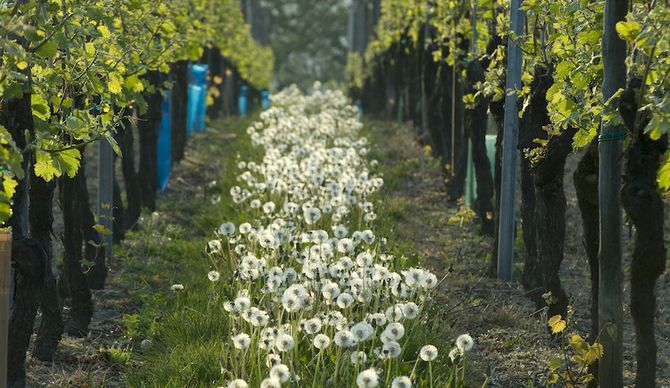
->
[615, 21, 640, 43]
[548, 314, 567, 334]
[108, 74, 123, 95]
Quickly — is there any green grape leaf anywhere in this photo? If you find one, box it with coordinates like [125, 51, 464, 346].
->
[124, 75, 144, 93]
[97, 25, 111, 38]
[108, 74, 123, 95]
[34, 148, 81, 181]
[36, 40, 58, 58]
[65, 115, 89, 138]
[31, 93, 51, 121]
[548, 314, 567, 334]
[657, 150, 670, 190]
[615, 21, 640, 43]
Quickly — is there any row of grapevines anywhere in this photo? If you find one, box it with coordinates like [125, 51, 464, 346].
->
[363, 0, 670, 188]
[0, 0, 273, 222]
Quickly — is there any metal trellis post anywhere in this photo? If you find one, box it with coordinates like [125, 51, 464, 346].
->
[496, 0, 525, 281]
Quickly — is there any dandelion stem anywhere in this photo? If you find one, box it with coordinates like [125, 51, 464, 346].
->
[429, 361, 434, 388]
[312, 351, 322, 388]
[461, 354, 466, 385]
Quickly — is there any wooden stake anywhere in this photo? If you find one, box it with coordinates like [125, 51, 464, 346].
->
[0, 228, 12, 388]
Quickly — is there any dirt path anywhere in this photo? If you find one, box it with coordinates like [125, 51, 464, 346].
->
[367, 120, 670, 387]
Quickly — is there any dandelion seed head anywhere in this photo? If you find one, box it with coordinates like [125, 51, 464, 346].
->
[259, 378, 281, 388]
[350, 350, 367, 365]
[265, 353, 281, 368]
[391, 376, 411, 388]
[219, 222, 236, 236]
[383, 322, 405, 341]
[170, 284, 184, 291]
[275, 333, 294, 352]
[232, 333, 251, 350]
[313, 334, 331, 350]
[270, 364, 290, 383]
[356, 368, 379, 388]
[208, 270, 220, 282]
[227, 379, 248, 388]
[456, 334, 474, 352]
[419, 345, 438, 361]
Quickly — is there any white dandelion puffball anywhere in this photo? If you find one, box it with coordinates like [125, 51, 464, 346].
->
[419, 345, 438, 361]
[207, 239, 222, 252]
[381, 340, 402, 359]
[391, 376, 412, 388]
[227, 379, 248, 388]
[304, 207, 321, 225]
[334, 329, 357, 348]
[270, 364, 290, 383]
[275, 333, 295, 352]
[336, 292, 354, 309]
[356, 368, 379, 388]
[170, 284, 184, 291]
[232, 333, 251, 350]
[313, 334, 331, 350]
[350, 350, 367, 365]
[239, 222, 252, 234]
[302, 318, 322, 335]
[260, 378, 281, 388]
[259, 231, 277, 249]
[383, 322, 405, 341]
[219, 222, 236, 236]
[449, 347, 460, 362]
[263, 201, 276, 214]
[208, 270, 220, 282]
[266, 353, 281, 368]
[456, 334, 474, 352]
[350, 321, 374, 342]
[402, 302, 420, 319]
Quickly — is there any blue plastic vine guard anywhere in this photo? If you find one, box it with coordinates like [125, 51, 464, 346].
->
[187, 84, 201, 136]
[157, 88, 172, 191]
[239, 85, 249, 117]
[190, 64, 208, 132]
[261, 90, 270, 110]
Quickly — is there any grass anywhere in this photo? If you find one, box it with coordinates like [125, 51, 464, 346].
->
[116, 115, 458, 387]
[116, 115, 257, 387]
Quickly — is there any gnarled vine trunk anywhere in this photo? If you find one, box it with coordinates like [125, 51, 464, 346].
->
[171, 60, 189, 164]
[138, 70, 163, 211]
[119, 116, 141, 229]
[526, 66, 573, 319]
[573, 139, 600, 386]
[619, 80, 667, 388]
[0, 72, 47, 388]
[59, 171, 93, 337]
[423, 38, 447, 161]
[465, 59, 495, 236]
[28, 175, 63, 362]
[112, 159, 124, 243]
[77, 155, 107, 290]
